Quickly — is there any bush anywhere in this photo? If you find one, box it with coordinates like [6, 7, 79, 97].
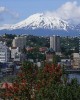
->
[0, 61, 80, 100]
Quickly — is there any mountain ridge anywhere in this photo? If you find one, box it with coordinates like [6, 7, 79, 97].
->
[0, 13, 79, 36]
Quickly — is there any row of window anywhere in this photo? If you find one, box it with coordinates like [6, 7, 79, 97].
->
[0, 57, 5, 59]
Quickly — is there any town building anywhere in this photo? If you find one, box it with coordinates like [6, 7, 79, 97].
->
[72, 53, 80, 69]
[46, 48, 55, 62]
[0, 62, 16, 76]
[39, 47, 47, 53]
[50, 35, 60, 52]
[12, 36, 26, 51]
[10, 47, 21, 62]
[0, 42, 10, 63]
[61, 59, 72, 69]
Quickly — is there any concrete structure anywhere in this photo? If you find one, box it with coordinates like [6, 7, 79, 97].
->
[46, 48, 55, 62]
[50, 35, 60, 52]
[0, 42, 10, 63]
[10, 47, 21, 62]
[10, 47, 20, 59]
[12, 36, 26, 51]
[72, 53, 80, 69]
[14, 52, 21, 62]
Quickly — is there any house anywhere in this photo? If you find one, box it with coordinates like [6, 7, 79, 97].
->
[0, 42, 10, 63]
[46, 48, 55, 62]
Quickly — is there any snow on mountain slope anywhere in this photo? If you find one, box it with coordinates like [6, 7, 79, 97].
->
[6, 13, 70, 31]
[0, 24, 12, 30]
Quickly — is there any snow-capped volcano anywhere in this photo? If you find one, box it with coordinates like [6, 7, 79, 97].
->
[0, 13, 70, 31]
[0, 13, 78, 36]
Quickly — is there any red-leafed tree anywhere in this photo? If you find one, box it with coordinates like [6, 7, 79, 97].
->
[0, 61, 62, 100]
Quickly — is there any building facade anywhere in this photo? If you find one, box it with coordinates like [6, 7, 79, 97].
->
[0, 42, 10, 63]
[12, 36, 26, 51]
[72, 53, 80, 69]
[46, 48, 55, 62]
[10, 47, 21, 62]
[50, 35, 60, 52]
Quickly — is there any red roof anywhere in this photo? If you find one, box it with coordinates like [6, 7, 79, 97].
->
[1, 82, 13, 89]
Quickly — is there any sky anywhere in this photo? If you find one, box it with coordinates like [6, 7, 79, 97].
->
[0, 0, 80, 25]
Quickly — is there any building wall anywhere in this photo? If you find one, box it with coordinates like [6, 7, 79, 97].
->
[72, 53, 80, 69]
[10, 47, 20, 59]
[10, 47, 21, 62]
[14, 52, 21, 62]
[46, 54, 53, 62]
[50, 35, 60, 52]
[0, 42, 10, 63]
[12, 36, 26, 51]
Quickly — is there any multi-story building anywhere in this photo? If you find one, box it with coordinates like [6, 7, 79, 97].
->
[46, 48, 55, 62]
[50, 35, 60, 52]
[10, 47, 21, 62]
[72, 53, 80, 69]
[12, 36, 26, 51]
[0, 42, 10, 63]
[10, 47, 20, 59]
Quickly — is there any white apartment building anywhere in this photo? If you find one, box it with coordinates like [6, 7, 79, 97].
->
[50, 35, 60, 52]
[12, 36, 26, 51]
[0, 42, 10, 63]
[10, 47, 21, 61]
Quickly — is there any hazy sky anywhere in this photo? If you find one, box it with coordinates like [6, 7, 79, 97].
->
[0, 0, 80, 25]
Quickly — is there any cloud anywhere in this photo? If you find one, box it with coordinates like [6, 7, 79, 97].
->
[7, 10, 19, 19]
[0, 6, 19, 21]
[0, 7, 7, 13]
[46, 1, 80, 24]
